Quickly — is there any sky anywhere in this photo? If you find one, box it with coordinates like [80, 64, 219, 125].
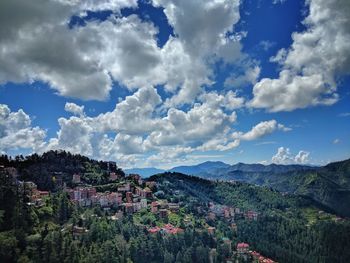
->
[0, 0, 350, 169]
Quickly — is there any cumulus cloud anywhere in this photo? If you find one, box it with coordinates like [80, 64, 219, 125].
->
[65, 102, 85, 117]
[0, 104, 46, 152]
[272, 147, 310, 164]
[35, 87, 288, 166]
[232, 120, 291, 141]
[152, 0, 247, 107]
[0, 0, 250, 108]
[250, 0, 350, 112]
[225, 66, 261, 88]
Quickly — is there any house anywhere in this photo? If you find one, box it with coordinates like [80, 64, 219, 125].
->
[148, 226, 161, 234]
[72, 173, 81, 184]
[109, 172, 119, 181]
[118, 183, 130, 192]
[86, 187, 96, 198]
[140, 199, 147, 209]
[162, 224, 183, 234]
[168, 203, 180, 212]
[73, 226, 88, 238]
[133, 202, 142, 212]
[151, 201, 159, 213]
[126, 192, 133, 203]
[124, 203, 134, 214]
[250, 251, 275, 263]
[159, 209, 168, 218]
[143, 187, 153, 199]
[250, 251, 261, 259]
[245, 210, 258, 221]
[99, 195, 109, 207]
[237, 243, 249, 253]
[208, 226, 216, 235]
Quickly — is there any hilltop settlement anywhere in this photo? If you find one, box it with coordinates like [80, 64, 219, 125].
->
[0, 151, 349, 263]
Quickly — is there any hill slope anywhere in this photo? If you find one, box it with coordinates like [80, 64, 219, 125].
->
[191, 159, 350, 217]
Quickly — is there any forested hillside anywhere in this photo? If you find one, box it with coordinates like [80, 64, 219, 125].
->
[186, 159, 350, 217]
[0, 150, 124, 190]
[151, 173, 350, 262]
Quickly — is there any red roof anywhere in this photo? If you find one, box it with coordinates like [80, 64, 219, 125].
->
[237, 242, 249, 248]
[251, 251, 261, 257]
[148, 226, 161, 233]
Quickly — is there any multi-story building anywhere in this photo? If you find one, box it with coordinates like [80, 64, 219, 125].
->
[237, 243, 249, 254]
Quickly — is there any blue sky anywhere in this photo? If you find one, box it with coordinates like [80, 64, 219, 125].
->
[0, 0, 349, 169]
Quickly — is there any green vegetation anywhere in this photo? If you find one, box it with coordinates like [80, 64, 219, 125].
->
[151, 172, 350, 263]
[194, 158, 350, 217]
[1, 152, 350, 262]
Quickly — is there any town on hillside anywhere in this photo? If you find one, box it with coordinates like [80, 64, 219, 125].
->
[2, 163, 275, 263]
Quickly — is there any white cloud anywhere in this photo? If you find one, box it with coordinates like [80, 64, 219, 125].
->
[272, 147, 310, 164]
[250, 0, 350, 112]
[272, 0, 287, 4]
[37, 87, 288, 166]
[152, 0, 247, 107]
[0, 0, 250, 108]
[232, 120, 291, 141]
[64, 102, 85, 117]
[225, 66, 261, 88]
[0, 104, 46, 152]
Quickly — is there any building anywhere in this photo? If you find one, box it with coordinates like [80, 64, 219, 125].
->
[124, 203, 134, 214]
[148, 226, 161, 234]
[73, 226, 88, 238]
[133, 202, 142, 212]
[168, 203, 180, 212]
[109, 172, 119, 181]
[162, 224, 183, 234]
[208, 226, 216, 235]
[72, 173, 81, 184]
[126, 192, 133, 203]
[245, 210, 258, 221]
[118, 183, 130, 192]
[151, 201, 159, 213]
[159, 209, 168, 218]
[237, 243, 249, 253]
[140, 199, 147, 209]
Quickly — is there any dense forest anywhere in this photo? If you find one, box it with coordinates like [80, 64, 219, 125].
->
[151, 173, 350, 263]
[0, 150, 125, 190]
[190, 159, 350, 217]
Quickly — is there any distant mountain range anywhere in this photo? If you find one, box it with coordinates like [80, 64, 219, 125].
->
[126, 159, 350, 217]
[125, 161, 315, 178]
[124, 167, 165, 177]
